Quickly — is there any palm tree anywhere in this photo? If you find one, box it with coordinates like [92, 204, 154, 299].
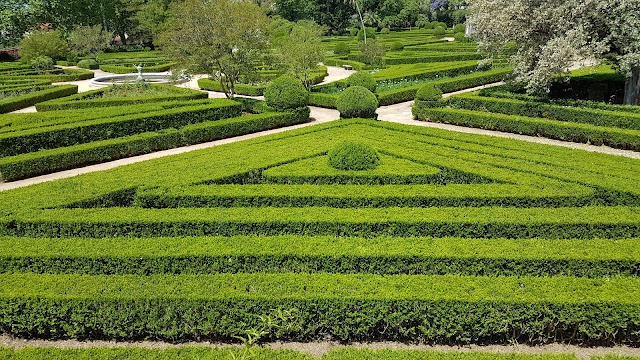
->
[345, 0, 367, 43]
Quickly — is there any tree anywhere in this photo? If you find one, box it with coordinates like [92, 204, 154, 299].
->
[68, 25, 112, 60]
[274, 20, 327, 89]
[157, 0, 270, 99]
[18, 30, 69, 61]
[344, 0, 367, 43]
[0, 0, 36, 48]
[468, 0, 640, 105]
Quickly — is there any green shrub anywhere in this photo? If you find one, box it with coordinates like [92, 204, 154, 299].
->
[347, 72, 376, 92]
[423, 22, 434, 29]
[454, 32, 465, 41]
[18, 30, 69, 62]
[334, 42, 351, 56]
[434, 26, 446, 36]
[437, 22, 448, 29]
[390, 41, 404, 51]
[0, 85, 78, 114]
[430, 21, 440, 28]
[380, 28, 391, 34]
[336, 86, 379, 119]
[453, 24, 466, 33]
[416, 84, 443, 101]
[264, 76, 309, 111]
[349, 28, 358, 37]
[356, 27, 377, 41]
[328, 142, 380, 171]
[77, 59, 99, 70]
[30, 56, 54, 73]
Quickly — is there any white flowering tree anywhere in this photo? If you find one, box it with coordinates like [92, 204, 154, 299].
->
[467, 0, 640, 105]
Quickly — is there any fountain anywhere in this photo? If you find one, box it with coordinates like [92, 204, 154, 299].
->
[90, 64, 187, 87]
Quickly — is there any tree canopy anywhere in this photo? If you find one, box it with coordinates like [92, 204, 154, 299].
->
[468, 0, 640, 104]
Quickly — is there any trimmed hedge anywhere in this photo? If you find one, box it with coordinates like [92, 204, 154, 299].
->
[198, 78, 266, 96]
[337, 86, 378, 119]
[381, 52, 483, 65]
[0, 110, 310, 181]
[372, 61, 479, 83]
[35, 85, 207, 111]
[1, 206, 639, 239]
[0, 69, 94, 82]
[1, 273, 640, 344]
[448, 94, 640, 130]
[378, 67, 510, 106]
[264, 76, 309, 111]
[0, 85, 78, 114]
[3, 236, 639, 278]
[0, 100, 242, 157]
[0, 347, 313, 360]
[99, 62, 177, 74]
[414, 107, 640, 151]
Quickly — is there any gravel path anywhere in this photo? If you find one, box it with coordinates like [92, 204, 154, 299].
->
[1, 336, 639, 360]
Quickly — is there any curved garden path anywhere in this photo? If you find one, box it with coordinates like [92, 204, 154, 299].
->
[2, 67, 639, 190]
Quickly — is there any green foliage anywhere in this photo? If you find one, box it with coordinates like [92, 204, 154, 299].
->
[416, 84, 443, 101]
[0, 85, 77, 114]
[29, 56, 54, 73]
[358, 39, 386, 66]
[98, 62, 176, 74]
[380, 28, 391, 34]
[334, 42, 351, 56]
[356, 27, 377, 41]
[328, 142, 380, 171]
[423, 22, 434, 29]
[390, 41, 404, 51]
[274, 21, 327, 89]
[414, 107, 640, 151]
[347, 72, 376, 92]
[264, 76, 309, 111]
[336, 86, 378, 119]
[453, 24, 466, 33]
[18, 30, 68, 62]
[36, 84, 206, 111]
[76, 59, 99, 70]
[434, 26, 446, 36]
[325, 349, 578, 360]
[68, 25, 112, 60]
[454, 32, 465, 41]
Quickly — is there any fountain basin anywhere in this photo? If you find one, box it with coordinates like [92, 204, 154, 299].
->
[90, 73, 187, 87]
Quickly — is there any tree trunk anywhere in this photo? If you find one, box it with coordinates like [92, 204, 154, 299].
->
[624, 66, 640, 106]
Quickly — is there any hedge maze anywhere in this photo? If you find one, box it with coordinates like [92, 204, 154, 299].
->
[1, 119, 639, 346]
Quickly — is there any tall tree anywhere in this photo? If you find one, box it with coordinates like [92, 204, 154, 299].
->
[274, 20, 327, 89]
[157, 0, 270, 99]
[0, 0, 35, 47]
[468, 0, 640, 105]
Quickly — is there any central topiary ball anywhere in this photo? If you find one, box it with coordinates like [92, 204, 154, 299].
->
[328, 142, 380, 171]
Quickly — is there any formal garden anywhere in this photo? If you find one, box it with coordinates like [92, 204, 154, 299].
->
[0, 0, 640, 359]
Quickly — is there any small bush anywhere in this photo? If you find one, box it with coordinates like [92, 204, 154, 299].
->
[347, 72, 376, 92]
[390, 41, 404, 51]
[30, 56, 54, 73]
[334, 43, 351, 56]
[423, 22, 434, 29]
[434, 26, 446, 36]
[454, 32, 466, 41]
[18, 30, 69, 62]
[430, 21, 440, 28]
[416, 84, 443, 101]
[356, 27, 377, 41]
[264, 75, 309, 111]
[358, 39, 386, 66]
[437, 22, 448, 29]
[349, 28, 358, 37]
[380, 28, 391, 34]
[336, 86, 378, 119]
[453, 24, 466, 33]
[328, 141, 380, 171]
[77, 59, 99, 70]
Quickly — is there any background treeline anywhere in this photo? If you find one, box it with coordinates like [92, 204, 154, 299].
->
[0, 0, 468, 49]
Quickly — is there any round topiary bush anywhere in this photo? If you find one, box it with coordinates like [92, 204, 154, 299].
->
[423, 22, 434, 29]
[390, 41, 404, 51]
[347, 72, 376, 92]
[264, 75, 309, 111]
[434, 26, 446, 36]
[328, 141, 380, 171]
[380, 28, 390, 34]
[334, 42, 351, 56]
[336, 86, 379, 119]
[356, 27, 377, 41]
[416, 84, 443, 101]
[77, 59, 99, 70]
[30, 56, 54, 73]
[349, 28, 359, 37]
[453, 24, 466, 33]
[454, 32, 465, 42]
